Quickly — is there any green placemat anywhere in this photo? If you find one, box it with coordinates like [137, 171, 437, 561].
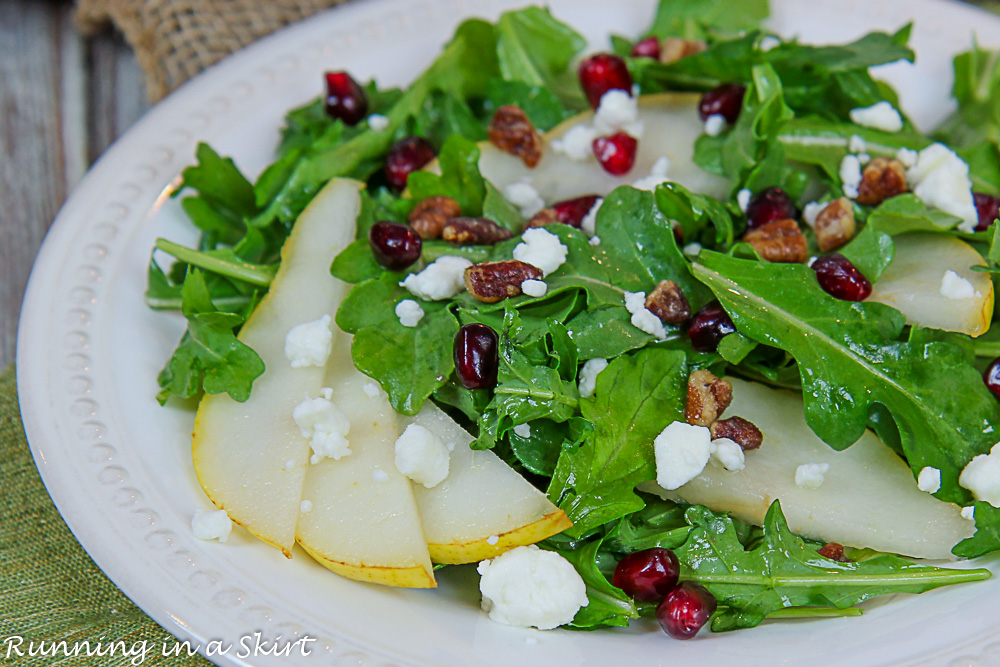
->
[0, 365, 209, 666]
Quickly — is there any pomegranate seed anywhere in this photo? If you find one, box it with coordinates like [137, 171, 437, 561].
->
[324, 71, 368, 126]
[974, 192, 1000, 232]
[984, 358, 1000, 399]
[593, 132, 638, 176]
[384, 137, 436, 191]
[552, 195, 601, 227]
[368, 221, 422, 271]
[578, 53, 633, 109]
[631, 37, 661, 60]
[698, 83, 746, 124]
[657, 582, 717, 640]
[812, 253, 872, 301]
[454, 324, 499, 390]
[687, 301, 736, 352]
[612, 548, 680, 602]
[745, 186, 798, 230]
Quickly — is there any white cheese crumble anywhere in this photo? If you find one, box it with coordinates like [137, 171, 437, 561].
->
[394, 423, 450, 488]
[400, 255, 471, 300]
[624, 291, 667, 340]
[631, 156, 671, 191]
[593, 89, 644, 137]
[513, 228, 568, 276]
[940, 270, 980, 299]
[896, 147, 918, 168]
[580, 198, 603, 236]
[372, 468, 390, 483]
[802, 201, 827, 228]
[917, 466, 942, 494]
[191, 509, 232, 543]
[367, 113, 389, 131]
[906, 143, 978, 231]
[709, 438, 745, 472]
[578, 358, 609, 399]
[362, 382, 380, 398]
[521, 279, 548, 297]
[478, 545, 588, 630]
[504, 181, 547, 218]
[653, 421, 712, 490]
[551, 124, 598, 161]
[848, 134, 867, 154]
[300, 500, 313, 513]
[683, 242, 702, 256]
[737, 188, 752, 213]
[284, 314, 333, 369]
[513, 423, 532, 439]
[962, 506, 977, 521]
[394, 299, 425, 327]
[795, 462, 830, 489]
[293, 393, 352, 464]
[849, 101, 904, 133]
[960, 443, 1000, 507]
[857, 153, 871, 165]
[759, 35, 781, 52]
[704, 113, 727, 137]
[589, 235, 602, 246]
[486, 535, 500, 546]
[839, 155, 862, 199]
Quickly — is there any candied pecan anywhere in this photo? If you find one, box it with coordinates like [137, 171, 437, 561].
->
[408, 195, 461, 239]
[817, 542, 852, 563]
[710, 416, 763, 451]
[645, 280, 691, 325]
[686, 370, 733, 427]
[488, 105, 543, 168]
[524, 207, 560, 229]
[814, 197, 856, 252]
[743, 218, 809, 263]
[464, 260, 543, 303]
[659, 37, 707, 64]
[442, 217, 514, 246]
[855, 157, 908, 206]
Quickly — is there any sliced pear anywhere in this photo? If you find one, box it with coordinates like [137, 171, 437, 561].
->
[295, 335, 435, 588]
[638, 378, 974, 559]
[867, 233, 993, 337]
[192, 178, 363, 556]
[405, 405, 571, 564]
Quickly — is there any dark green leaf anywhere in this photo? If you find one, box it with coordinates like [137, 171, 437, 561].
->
[407, 135, 486, 216]
[838, 224, 895, 282]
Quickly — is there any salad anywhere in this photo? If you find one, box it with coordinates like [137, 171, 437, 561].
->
[147, 0, 1000, 640]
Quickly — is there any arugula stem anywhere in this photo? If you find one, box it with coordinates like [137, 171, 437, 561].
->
[975, 341, 1000, 358]
[764, 607, 863, 620]
[495, 386, 579, 408]
[685, 568, 991, 587]
[145, 294, 252, 312]
[155, 238, 276, 287]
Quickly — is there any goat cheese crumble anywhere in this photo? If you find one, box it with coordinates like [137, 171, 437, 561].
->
[191, 509, 232, 542]
[940, 270, 980, 299]
[521, 279, 548, 297]
[802, 201, 827, 227]
[795, 462, 830, 489]
[400, 256, 471, 300]
[962, 506, 977, 521]
[960, 443, 1000, 507]
[849, 101, 904, 132]
[737, 188, 752, 212]
[578, 358, 609, 399]
[284, 314, 333, 369]
[704, 113, 727, 137]
[710, 438, 746, 472]
[593, 89, 644, 137]
[367, 114, 389, 131]
[394, 299, 425, 327]
[624, 291, 667, 340]
[513, 423, 532, 438]
[653, 421, 712, 490]
[580, 198, 603, 236]
[293, 392, 352, 464]
[394, 423, 450, 488]
[848, 134, 868, 154]
[551, 124, 598, 161]
[839, 155, 862, 199]
[906, 143, 978, 231]
[917, 466, 942, 494]
[504, 181, 546, 218]
[513, 228, 568, 276]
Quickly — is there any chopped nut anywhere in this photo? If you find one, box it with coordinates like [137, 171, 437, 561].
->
[710, 416, 763, 451]
[408, 196, 461, 239]
[686, 370, 733, 427]
[488, 105, 543, 168]
[855, 157, 908, 206]
[645, 280, 691, 325]
[817, 542, 851, 563]
[659, 37, 707, 64]
[464, 260, 543, 303]
[813, 197, 856, 252]
[442, 217, 514, 246]
[524, 207, 560, 229]
[743, 218, 809, 263]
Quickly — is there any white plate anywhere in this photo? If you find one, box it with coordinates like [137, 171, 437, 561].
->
[17, 0, 1000, 664]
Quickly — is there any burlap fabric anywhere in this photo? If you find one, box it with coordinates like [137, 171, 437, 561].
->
[76, 0, 350, 101]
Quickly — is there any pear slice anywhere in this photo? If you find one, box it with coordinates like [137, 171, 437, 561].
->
[295, 335, 435, 588]
[405, 405, 571, 564]
[866, 233, 993, 337]
[192, 178, 362, 556]
[639, 378, 974, 559]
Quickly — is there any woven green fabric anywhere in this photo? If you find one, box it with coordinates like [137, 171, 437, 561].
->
[0, 366, 209, 666]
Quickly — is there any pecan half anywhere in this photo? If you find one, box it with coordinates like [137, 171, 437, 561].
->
[710, 416, 763, 451]
[408, 195, 461, 239]
[524, 207, 560, 229]
[743, 218, 809, 263]
[645, 280, 691, 325]
[464, 260, 543, 303]
[814, 197, 856, 252]
[488, 105, 543, 168]
[855, 157, 908, 206]
[442, 217, 514, 246]
[686, 370, 733, 427]
[817, 542, 852, 563]
[659, 37, 707, 64]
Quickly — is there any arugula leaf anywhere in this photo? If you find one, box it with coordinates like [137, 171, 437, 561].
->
[549, 348, 688, 539]
[954, 502, 1000, 558]
[646, 0, 769, 40]
[655, 181, 735, 247]
[867, 194, 963, 234]
[177, 143, 257, 221]
[482, 79, 573, 132]
[543, 535, 639, 629]
[717, 331, 758, 364]
[481, 181, 523, 231]
[508, 419, 572, 476]
[602, 495, 694, 552]
[564, 307, 655, 361]
[154, 238, 277, 287]
[408, 90, 488, 147]
[935, 46, 1000, 151]
[407, 135, 486, 216]
[838, 224, 895, 282]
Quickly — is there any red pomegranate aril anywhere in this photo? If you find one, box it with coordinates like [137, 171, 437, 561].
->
[612, 548, 680, 602]
[578, 53, 633, 109]
[454, 324, 499, 390]
[657, 581, 717, 640]
[631, 36, 662, 60]
[745, 186, 798, 230]
[384, 137, 436, 191]
[984, 358, 1000, 399]
[974, 192, 1000, 232]
[698, 83, 746, 124]
[687, 301, 736, 353]
[324, 71, 368, 126]
[552, 195, 601, 227]
[593, 132, 638, 176]
[812, 253, 872, 302]
[368, 221, 422, 271]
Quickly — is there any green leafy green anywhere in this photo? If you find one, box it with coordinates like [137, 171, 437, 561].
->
[646, 0, 769, 40]
[544, 535, 638, 629]
[405, 135, 487, 216]
[838, 224, 895, 282]
[867, 194, 963, 235]
[482, 79, 574, 131]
